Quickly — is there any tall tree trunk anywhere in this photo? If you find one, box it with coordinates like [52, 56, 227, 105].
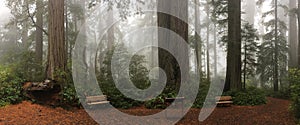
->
[107, 9, 114, 51]
[206, 4, 210, 82]
[225, 0, 242, 91]
[243, 35, 247, 90]
[21, 1, 29, 50]
[35, 0, 43, 65]
[47, 0, 66, 81]
[21, 22, 28, 49]
[289, 0, 298, 68]
[195, 0, 202, 78]
[298, 0, 300, 68]
[65, 0, 69, 66]
[157, 0, 189, 90]
[274, 0, 279, 92]
[213, 24, 217, 78]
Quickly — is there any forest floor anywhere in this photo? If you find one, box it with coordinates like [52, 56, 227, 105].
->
[0, 97, 296, 125]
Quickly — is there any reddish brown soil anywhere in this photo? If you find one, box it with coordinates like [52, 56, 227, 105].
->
[0, 97, 296, 125]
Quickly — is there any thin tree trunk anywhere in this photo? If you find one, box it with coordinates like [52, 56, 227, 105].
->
[107, 9, 114, 51]
[195, 0, 202, 78]
[65, 0, 69, 66]
[274, 0, 279, 92]
[243, 36, 247, 90]
[298, 0, 300, 68]
[206, 5, 210, 82]
[213, 24, 217, 78]
[35, 0, 43, 65]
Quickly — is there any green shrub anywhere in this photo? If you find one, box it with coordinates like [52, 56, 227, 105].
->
[0, 66, 24, 107]
[97, 45, 150, 109]
[224, 86, 267, 106]
[144, 88, 177, 109]
[100, 80, 143, 109]
[265, 89, 290, 99]
[192, 79, 210, 108]
[289, 69, 300, 120]
[60, 84, 80, 107]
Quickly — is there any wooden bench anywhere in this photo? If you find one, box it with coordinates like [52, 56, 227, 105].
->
[165, 97, 185, 118]
[86, 95, 110, 105]
[215, 96, 233, 106]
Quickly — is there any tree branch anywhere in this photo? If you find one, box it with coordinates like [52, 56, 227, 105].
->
[26, 2, 48, 36]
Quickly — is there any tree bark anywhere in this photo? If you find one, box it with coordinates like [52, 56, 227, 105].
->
[206, 5, 211, 82]
[194, 0, 202, 78]
[274, 0, 279, 91]
[225, 0, 242, 91]
[298, 0, 300, 68]
[107, 9, 114, 51]
[289, 0, 298, 68]
[47, 0, 66, 81]
[213, 24, 217, 78]
[157, 0, 189, 89]
[35, 0, 43, 65]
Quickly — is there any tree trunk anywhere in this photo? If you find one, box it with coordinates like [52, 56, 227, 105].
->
[289, 0, 298, 68]
[47, 0, 66, 81]
[107, 9, 114, 51]
[225, 0, 242, 91]
[194, 0, 202, 78]
[35, 0, 43, 65]
[213, 24, 217, 78]
[21, 22, 29, 49]
[298, 0, 300, 68]
[157, 0, 189, 89]
[274, 0, 279, 92]
[206, 5, 210, 82]
[65, 0, 69, 65]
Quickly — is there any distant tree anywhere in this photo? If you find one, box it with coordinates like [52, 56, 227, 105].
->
[205, 2, 211, 81]
[211, 0, 228, 47]
[35, 0, 44, 66]
[194, 0, 203, 79]
[257, 0, 288, 90]
[241, 23, 259, 89]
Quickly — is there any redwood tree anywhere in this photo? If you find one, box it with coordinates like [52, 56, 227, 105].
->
[289, 0, 298, 68]
[224, 0, 242, 91]
[47, 0, 66, 81]
[157, 0, 189, 89]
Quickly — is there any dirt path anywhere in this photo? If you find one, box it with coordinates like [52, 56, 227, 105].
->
[0, 98, 296, 125]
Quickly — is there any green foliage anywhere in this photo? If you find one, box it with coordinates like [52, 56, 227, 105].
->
[288, 69, 300, 120]
[0, 65, 24, 107]
[98, 45, 150, 109]
[264, 87, 290, 99]
[57, 63, 81, 107]
[257, 1, 288, 89]
[60, 84, 80, 107]
[241, 23, 259, 80]
[224, 87, 267, 106]
[211, 0, 228, 47]
[144, 88, 177, 109]
[192, 79, 210, 108]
